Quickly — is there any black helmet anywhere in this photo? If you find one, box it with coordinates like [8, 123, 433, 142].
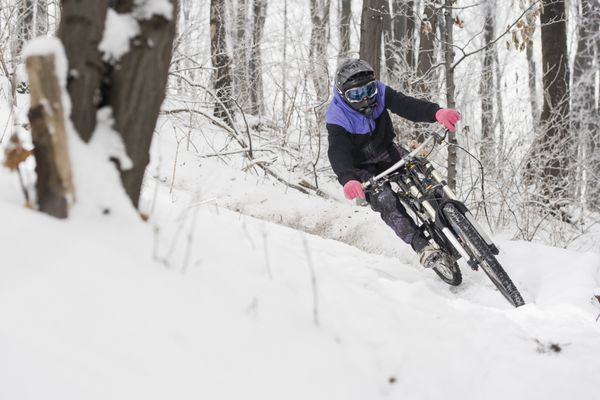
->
[335, 59, 378, 115]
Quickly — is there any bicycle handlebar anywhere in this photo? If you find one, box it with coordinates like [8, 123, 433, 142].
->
[362, 130, 447, 190]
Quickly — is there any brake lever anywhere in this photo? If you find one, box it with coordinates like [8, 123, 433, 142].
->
[434, 129, 449, 145]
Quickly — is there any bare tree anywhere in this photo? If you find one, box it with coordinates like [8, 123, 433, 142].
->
[442, 0, 458, 190]
[382, 0, 396, 77]
[249, 0, 267, 115]
[233, 0, 250, 109]
[338, 0, 351, 61]
[10, 0, 48, 66]
[573, 0, 600, 210]
[416, 0, 437, 94]
[309, 0, 331, 104]
[360, 0, 386, 78]
[524, 3, 539, 123]
[537, 0, 571, 201]
[480, 0, 496, 169]
[210, 0, 233, 125]
[392, 0, 415, 70]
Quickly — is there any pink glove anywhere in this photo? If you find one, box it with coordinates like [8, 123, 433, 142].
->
[435, 108, 460, 132]
[343, 180, 365, 200]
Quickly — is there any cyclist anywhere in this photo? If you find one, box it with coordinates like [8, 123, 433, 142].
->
[326, 59, 460, 269]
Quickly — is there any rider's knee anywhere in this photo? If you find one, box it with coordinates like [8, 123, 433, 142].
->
[369, 186, 398, 213]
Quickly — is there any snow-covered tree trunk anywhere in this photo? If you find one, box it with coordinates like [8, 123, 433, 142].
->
[58, 0, 178, 208]
[109, 1, 178, 207]
[26, 52, 73, 218]
[524, 4, 539, 124]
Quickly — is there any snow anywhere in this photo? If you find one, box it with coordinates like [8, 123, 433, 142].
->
[2, 114, 600, 399]
[22, 37, 68, 88]
[133, 0, 174, 21]
[1, 1, 600, 397]
[99, 9, 140, 63]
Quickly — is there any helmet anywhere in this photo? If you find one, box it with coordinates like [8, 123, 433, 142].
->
[335, 59, 378, 115]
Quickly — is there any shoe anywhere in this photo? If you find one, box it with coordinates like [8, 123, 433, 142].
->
[418, 243, 447, 269]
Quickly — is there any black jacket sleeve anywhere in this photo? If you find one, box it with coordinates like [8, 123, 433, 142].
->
[327, 123, 360, 186]
[385, 86, 440, 123]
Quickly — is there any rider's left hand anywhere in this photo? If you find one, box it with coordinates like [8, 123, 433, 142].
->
[435, 108, 460, 132]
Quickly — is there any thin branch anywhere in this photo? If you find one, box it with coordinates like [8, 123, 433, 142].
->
[450, 0, 542, 71]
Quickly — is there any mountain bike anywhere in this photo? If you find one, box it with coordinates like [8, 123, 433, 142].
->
[363, 130, 525, 307]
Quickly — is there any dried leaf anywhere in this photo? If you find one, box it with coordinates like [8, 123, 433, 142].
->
[453, 16, 464, 29]
[408, 139, 419, 150]
[512, 30, 520, 50]
[422, 20, 432, 34]
[506, 40, 511, 50]
[3, 135, 32, 171]
[519, 41, 526, 52]
[516, 19, 525, 29]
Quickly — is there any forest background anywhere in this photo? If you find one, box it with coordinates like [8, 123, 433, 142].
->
[0, 0, 599, 251]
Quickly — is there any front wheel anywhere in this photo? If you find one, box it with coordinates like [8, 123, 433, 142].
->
[443, 204, 525, 307]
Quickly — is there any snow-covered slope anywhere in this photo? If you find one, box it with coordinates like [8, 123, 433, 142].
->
[1, 122, 600, 399]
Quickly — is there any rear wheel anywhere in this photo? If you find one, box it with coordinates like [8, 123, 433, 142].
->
[432, 259, 462, 286]
[443, 204, 525, 307]
[425, 224, 462, 286]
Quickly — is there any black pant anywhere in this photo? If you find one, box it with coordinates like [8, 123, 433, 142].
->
[367, 184, 429, 252]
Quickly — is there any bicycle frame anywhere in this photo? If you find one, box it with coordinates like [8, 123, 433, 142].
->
[362, 131, 497, 269]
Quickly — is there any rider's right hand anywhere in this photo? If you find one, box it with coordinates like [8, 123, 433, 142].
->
[343, 180, 366, 200]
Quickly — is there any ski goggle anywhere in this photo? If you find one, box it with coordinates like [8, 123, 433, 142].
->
[344, 81, 378, 103]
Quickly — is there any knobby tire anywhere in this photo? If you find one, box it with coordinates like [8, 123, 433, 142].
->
[443, 204, 525, 307]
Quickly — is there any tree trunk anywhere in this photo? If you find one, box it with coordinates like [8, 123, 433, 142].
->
[233, 0, 249, 110]
[416, 1, 437, 94]
[26, 53, 73, 218]
[338, 0, 351, 61]
[443, 0, 457, 190]
[480, 0, 495, 170]
[538, 0, 571, 199]
[109, 1, 178, 207]
[309, 0, 331, 104]
[59, 0, 178, 208]
[360, 0, 386, 78]
[573, 0, 600, 210]
[57, 0, 108, 142]
[403, 0, 415, 69]
[249, 0, 267, 115]
[382, 0, 396, 77]
[210, 0, 234, 125]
